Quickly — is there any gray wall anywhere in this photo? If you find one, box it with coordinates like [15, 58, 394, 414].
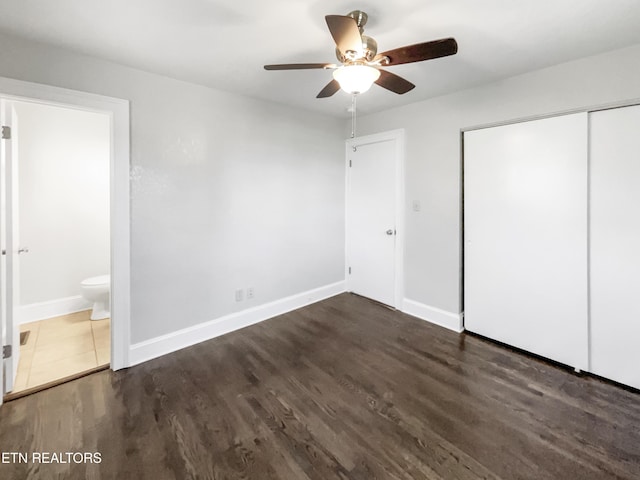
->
[0, 32, 345, 343]
[3, 29, 640, 345]
[355, 44, 640, 315]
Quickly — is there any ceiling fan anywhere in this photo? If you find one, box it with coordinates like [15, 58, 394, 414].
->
[264, 10, 458, 98]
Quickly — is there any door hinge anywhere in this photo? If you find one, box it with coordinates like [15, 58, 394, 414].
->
[348, 267, 351, 274]
[349, 160, 352, 167]
[3, 345, 12, 359]
[1, 126, 10, 140]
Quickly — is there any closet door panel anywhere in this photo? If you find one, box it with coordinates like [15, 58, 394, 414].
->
[464, 113, 589, 369]
[590, 105, 640, 389]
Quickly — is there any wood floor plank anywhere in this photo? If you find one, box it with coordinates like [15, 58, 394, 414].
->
[0, 293, 639, 479]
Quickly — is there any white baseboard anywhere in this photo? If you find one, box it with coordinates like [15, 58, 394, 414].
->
[129, 281, 346, 367]
[17, 295, 91, 324]
[401, 298, 464, 333]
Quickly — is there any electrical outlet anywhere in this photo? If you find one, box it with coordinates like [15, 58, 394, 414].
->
[247, 287, 254, 299]
[235, 289, 244, 302]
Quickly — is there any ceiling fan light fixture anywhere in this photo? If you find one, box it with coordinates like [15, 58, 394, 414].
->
[332, 65, 380, 94]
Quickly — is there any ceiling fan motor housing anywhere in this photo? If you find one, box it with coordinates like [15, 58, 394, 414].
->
[347, 10, 368, 31]
[335, 10, 378, 63]
[335, 35, 377, 63]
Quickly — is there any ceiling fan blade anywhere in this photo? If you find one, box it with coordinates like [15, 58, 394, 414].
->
[264, 63, 337, 70]
[375, 69, 415, 94]
[316, 79, 341, 98]
[376, 38, 458, 66]
[325, 15, 363, 57]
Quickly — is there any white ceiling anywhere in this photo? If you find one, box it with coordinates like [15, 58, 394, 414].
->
[1, 0, 640, 118]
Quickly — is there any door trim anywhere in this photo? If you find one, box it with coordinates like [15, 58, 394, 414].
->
[345, 129, 405, 308]
[0, 76, 131, 371]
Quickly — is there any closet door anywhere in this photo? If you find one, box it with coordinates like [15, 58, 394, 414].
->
[464, 113, 589, 370]
[589, 105, 640, 389]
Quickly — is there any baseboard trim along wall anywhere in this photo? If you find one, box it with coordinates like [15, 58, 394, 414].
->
[129, 281, 347, 367]
[17, 295, 91, 324]
[402, 298, 464, 333]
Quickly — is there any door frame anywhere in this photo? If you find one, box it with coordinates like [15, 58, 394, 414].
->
[345, 129, 405, 308]
[0, 98, 19, 392]
[0, 76, 131, 377]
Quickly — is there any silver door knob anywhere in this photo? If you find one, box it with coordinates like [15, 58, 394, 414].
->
[386, 229, 394, 235]
[18, 247, 29, 254]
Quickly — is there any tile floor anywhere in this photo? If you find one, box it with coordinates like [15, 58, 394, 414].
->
[13, 310, 110, 393]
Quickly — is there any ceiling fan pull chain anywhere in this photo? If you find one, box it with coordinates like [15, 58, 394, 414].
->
[351, 93, 357, 138]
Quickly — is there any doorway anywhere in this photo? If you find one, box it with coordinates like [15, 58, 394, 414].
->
[345, 130, 404, 308]
[0, 77, 130, 405]
[9, 100, 111, 396]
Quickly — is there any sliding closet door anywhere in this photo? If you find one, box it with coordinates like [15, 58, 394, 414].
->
[464, 113, 589, 369]
[590, 105, 640, 389]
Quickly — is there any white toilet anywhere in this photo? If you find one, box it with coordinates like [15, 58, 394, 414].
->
[81, 274, 110, 320]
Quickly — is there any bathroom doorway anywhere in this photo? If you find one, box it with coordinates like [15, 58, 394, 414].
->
[5, 100, 110, 397]
[0, 79, 130, 405]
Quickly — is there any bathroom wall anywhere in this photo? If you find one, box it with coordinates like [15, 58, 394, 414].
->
[14, 101, 110, 320]
[0, 31, 346, 344]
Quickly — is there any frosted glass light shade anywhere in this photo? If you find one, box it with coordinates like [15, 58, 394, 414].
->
[333, 65, 381, 94]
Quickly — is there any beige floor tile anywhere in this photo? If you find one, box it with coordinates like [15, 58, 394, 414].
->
[91, 318, 110, 333]
[12, 376, 29, 393]
[96, 347, 110, 366]
[19, 321, 40, 351]
[94, 337, 110, 352]
[38, 316, 90, 331]
[36, 320, 92, 346]
[93, 318, 110, 365]
[32, 332, 95, 364]
[38, 310, 91, 331]
[12, 348, 35, 393]
[91, 316, 110, 327]
[93, 329, 111, 351]
[9, 310, 111, 393]
[54, 310, 92, 323]
[27, 351, 97, 388]
[17, 347, 35, 372]
[91, 317, 110, 349]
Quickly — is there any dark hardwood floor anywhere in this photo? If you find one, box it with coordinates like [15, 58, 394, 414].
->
[1, 293, 638, 479]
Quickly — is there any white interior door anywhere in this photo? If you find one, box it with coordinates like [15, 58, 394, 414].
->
[1, 98, 20, 398]
[464, 113, 589, 370]
[346, 136, 398, 307]
[589, 105, 640, 389]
